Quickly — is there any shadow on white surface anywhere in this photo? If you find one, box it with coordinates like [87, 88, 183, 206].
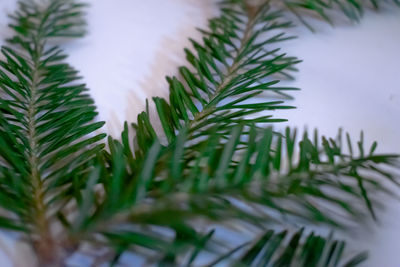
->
[0, 0, 398, 266]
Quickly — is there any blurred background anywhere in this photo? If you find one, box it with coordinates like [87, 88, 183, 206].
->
[0, 0, 399, 266]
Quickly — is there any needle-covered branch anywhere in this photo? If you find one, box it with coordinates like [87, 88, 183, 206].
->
[0, 0, 104, 264]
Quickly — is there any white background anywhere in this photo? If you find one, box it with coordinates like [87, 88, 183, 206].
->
[0, 0, 399, 266]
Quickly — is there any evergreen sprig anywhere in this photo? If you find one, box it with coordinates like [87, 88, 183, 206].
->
[132, 1, 300, 157]
[74, 1, 398, 265]
[0, 0, 398, 266]
[205, 228, 368, 267]
[0, 0, 105, 264]
[275, 0, 400, 30]
[71, 126, 396, 265]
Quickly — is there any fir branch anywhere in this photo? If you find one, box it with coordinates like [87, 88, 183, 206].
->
[209, 228, 367, 267]
[84, 0, 400, 265]
[69, 126, 398, 265]
[0, 0, 104, 265]
[132, 1, 300, 158]
[55, 0, 400, 265]
[274, 0, 400, 30]
[0, 0, 398, 266]
[107, 227, 367, 266]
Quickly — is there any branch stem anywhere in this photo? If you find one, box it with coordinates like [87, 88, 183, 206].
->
[187, 3, 263, 135]
[26, 14, 63, 267]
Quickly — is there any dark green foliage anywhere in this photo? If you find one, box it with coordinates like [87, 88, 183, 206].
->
[275, 0, 400, 30]
[0, 0, 398, 266]
[90, 0, 399, 265]
[67, 126, 396, 265]
[0, 0, 105, 262]
[218, 229, 367, 267]
[74, 0, 399, 265]
[133, 1, 300, 156]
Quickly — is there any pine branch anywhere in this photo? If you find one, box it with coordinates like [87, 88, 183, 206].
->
[0, 0, 104, 264]
[209, 228, 367, 267]
[63, 0, 400, 265]
[108, 228, 367, 266]
[275, 0, 400, 30]
[132, 1, 300, 158]
[0, 0, 398, 266]
[66, 126, 397, 265]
